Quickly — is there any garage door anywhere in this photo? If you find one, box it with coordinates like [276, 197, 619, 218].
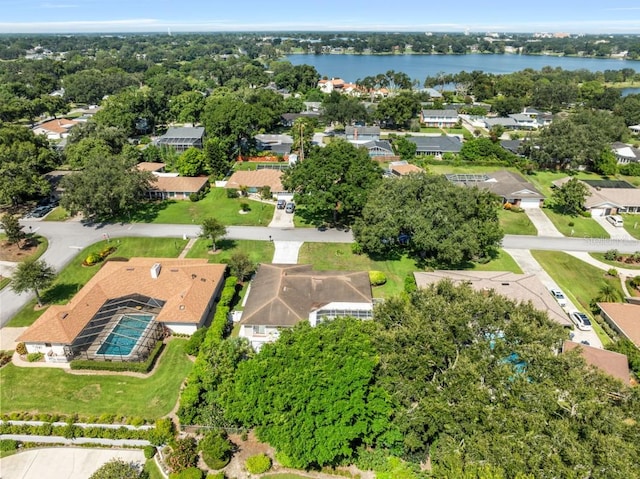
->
[590, 208, 605, 217]
[519, 198, 540, 209]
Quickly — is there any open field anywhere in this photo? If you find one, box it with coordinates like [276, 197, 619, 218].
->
[298, 244, 521, 298]
[6, 237, 188, 327]
[0, 339, 192, 419]
[531, 251, 623, 346]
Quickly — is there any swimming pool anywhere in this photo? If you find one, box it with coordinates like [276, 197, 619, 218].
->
[97, 314, 154, 357]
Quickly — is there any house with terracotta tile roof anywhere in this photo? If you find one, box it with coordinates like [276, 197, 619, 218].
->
[598, 302, 640, 348]
[18, 258, 227, 363]
[562, 340, 629, 384]
[318, 78, 345, 94]
[225, 169, 285, 195]
[414, 270, 572, 327]
[238, 264, 373, 350]
[389, 161, 424, 176]
[32, 119, 79, 140]
[136, 162, 166, 173]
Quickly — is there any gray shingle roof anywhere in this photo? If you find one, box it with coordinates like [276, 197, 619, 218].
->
[407, 136, 462, 153]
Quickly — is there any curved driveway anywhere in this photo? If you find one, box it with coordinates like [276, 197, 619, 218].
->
[1, 218, 639, 326]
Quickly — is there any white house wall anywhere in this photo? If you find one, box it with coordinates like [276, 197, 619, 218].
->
[163, 323, 198, 336]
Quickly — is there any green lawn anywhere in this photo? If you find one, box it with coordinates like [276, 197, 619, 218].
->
[498, 209, 537, 235]
[589, 253, 640, 270]
[186, 238, 275, 264]
[148, 188, 274, 226]
[0, 339, 192, 419]
[531, 251, 623, 346]
[6, 237, 188, 327]
[621, 214, 640, 240]
[542, 208, 609, 238]
[426, 164, 520, 176]
[144, 459, 164, 479]
[298, 244, 521, 298]
[0, 276, 10, 290]
[43, 206, 70, 221]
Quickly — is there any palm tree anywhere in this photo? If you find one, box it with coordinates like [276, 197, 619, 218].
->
[597, 282, 621, 303]
[11, 259, 55, 307]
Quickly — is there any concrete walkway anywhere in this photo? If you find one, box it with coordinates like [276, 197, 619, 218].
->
[0, 446, 145, 479]
[504, 248, 603, 348]
[592, 216, 636, 241]
[177, 237, 197, 259]
[525, 208, 563, 237]
[563, 251, 640, 278]
[0, 260, 18, 278]
[272, 241, 303, 264]
[0, 327, 26, 351]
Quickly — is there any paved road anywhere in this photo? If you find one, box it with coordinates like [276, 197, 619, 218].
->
[1, 219, 639, 326]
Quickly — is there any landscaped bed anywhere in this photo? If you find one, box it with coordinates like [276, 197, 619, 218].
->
[589, 252, 640, 270]
[0, 339, 192, 419]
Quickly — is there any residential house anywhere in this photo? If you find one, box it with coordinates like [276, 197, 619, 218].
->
[43, 170, 76, 201]
[238, 264, 374, 350]
[18, 258, 227, 363]
[484, 114, 538, 130]
[562, 340, 629, 384]
[318, 78, 346, 94]
[420, 109, 459, 128]
[629, 124, 640, 134]
[414, 270, 572, 327]
[407, 135, 463, 156]
[345, 126, 380, 141]
[552, 177, 640, 215]
[225, 169, 285, 196]
[359, 140, 396, 159]
[136, 162, 166, 173]
[280, 111, 321, 128]
[32, 119, 78, 140]
[389, 161, 424, 176]
[147, 176, 209, 200]
[611, 141, 640, 164]
[500, 139, 524, 155]
[447, 170, 545, 208]
[255, 134, 293, 156]
[522, 107, 553, 127]
[598, 302, 640, 348]
[155, 127, 205, 152]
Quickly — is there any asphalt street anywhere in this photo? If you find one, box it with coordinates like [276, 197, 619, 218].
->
[1, 218, 639, 326]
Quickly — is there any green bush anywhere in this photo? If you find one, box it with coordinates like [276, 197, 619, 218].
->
[607, 268, 618, 277]
[167, 437, 199, 473]
[15, 342, 27, 355]
[226, 188, 238, 199]
[189, 193, 201, 202]
[245, 454, 271, 474]
[240, 202, 250, 212]
[148, 418, 176, 446]
[70, 341, 163, 372]
[580, 210, 592, 218]
[144, 445, 157, 459]
[200, 430, 233, 470]
[0, 439, 18, 452]
[351, 242, 363, 255]
[206, 473, 225, 479]
[184, 327, 208, 356]
[27, 352, 43, 362]
[630, 275, 640, 289]
[169, 467, 204, 479]
[404, 273, 417, 294]
[0, 350, 12, 368]
[84, 253, 102, 266]
[604, 249, 620, 261]
[369, 271, 387, 286]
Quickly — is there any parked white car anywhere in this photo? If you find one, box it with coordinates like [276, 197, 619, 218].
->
[605, 215, 624, 227]
[570, 311, 593, 331]
[550, 288, 568, 307]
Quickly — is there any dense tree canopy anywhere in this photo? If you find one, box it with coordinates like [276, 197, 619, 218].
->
[552, 177, 591, 215]
[282, 139, 382, 225]
[222, 318, 397, 469]
[353, 174, 503, 266]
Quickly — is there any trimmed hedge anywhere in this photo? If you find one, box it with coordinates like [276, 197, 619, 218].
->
[0, 422, 150, 440]
[0, 439, 18, 452]
[369, 271, 387, 286]
[70, 341, 164, 373]
[245, 454, 271, 474]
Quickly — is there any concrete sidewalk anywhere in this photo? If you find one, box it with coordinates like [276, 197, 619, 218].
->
[593, 216, 636, 241]
[272, 241, 303, 264]
[564, 251, 640, 279]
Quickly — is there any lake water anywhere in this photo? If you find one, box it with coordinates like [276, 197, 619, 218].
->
[286, 53, 640, 83]
[622, 87, 640, 97]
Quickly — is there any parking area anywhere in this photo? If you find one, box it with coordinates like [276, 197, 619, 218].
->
[593, 216, 635, 241]
[0, 447, 144, 479]
[268, 200, 295, 228]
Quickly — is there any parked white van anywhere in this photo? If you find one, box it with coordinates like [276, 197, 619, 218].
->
[605, 215, 624, 227]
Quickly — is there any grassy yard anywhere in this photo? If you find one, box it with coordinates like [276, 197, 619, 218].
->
[43, 206, 70, 221]
[298, 244, 521, 298]
[6, 237, 188, 327]
[589, 253, 640, 271]
[126, 188, 275, 226]
[542, 208, 609, 238]
[0, 339, 192, 419]
[531, 251, 623, 346]
[186, 238, 275, 264]
[622, 214, 640, 240]
[426, 164, 520, 176]
[498, 209, 537, 235]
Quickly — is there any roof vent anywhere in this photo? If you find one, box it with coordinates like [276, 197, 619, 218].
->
[191, 274, 197, 280]
[61, 313, 68, 319]
[501, 282, 510, 286]
[200, 278, 206, 282]
[150, 263, 161, 279]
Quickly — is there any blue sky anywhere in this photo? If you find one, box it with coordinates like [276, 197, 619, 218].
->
[0, 0, 639, 34]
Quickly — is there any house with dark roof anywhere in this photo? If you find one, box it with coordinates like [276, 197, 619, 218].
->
[255, 134, 293, 156]
[238, 264, 374, 350]
[407, 135, 462, 156]
[562, 341, 629, 384]
[280, 111, 321, 127]
[18, 258, 227, 363]
[500, 139, 523, 155]
[155, 127, 205, 152]
[420, 109, 459, 128]
[414, 270, 572, 327]
[447, 170, 545, 208]
[359, 140, 395, 159]
[345, 126, 380, 141]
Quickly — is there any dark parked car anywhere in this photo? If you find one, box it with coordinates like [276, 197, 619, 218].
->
[277, 199, 286, 209]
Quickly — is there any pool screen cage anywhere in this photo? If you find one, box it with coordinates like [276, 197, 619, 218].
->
[71, 294, 166, 362]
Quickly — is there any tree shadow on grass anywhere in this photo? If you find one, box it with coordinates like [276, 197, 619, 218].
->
[213, 239, 237, 251]
[42, 282, 82, 305]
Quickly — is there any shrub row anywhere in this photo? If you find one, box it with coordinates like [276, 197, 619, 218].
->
[0, 412, 150, 425]
[0, 439, 18, 452]
[70, 341, 164, 373]
[0, 422, 151, 440]
[202, 276, 237, 352]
